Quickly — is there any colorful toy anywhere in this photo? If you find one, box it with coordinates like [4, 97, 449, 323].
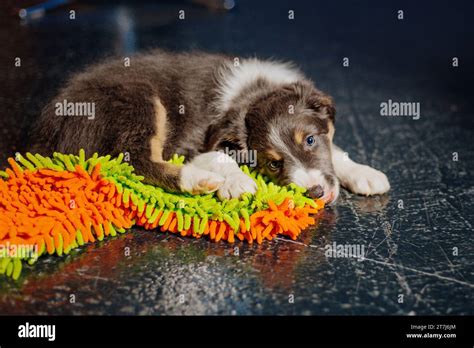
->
[0, 150, 324, 279]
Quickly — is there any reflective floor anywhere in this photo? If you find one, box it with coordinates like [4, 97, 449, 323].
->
[0, 0, 473, 315]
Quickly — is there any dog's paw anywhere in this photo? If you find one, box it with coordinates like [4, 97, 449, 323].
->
[217, 171, 257, 200]
[342, 164, 390, 196]
[180, 164, 225, 194]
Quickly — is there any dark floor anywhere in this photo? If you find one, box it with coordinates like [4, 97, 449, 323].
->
[0, 0, 473, 315]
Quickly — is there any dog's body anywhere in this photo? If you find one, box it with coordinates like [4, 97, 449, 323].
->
[30, 50, 390, 202]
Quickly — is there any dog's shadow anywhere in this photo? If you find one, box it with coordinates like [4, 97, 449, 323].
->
[341, 190, 390, 213]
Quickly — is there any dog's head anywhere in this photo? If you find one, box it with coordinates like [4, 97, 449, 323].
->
[206, 80, 340, 203]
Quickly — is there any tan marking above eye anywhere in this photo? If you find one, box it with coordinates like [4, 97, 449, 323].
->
[266, 149, 282, 161]
[294, 130, 305, 144]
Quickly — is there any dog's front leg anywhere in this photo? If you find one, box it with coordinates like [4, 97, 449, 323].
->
[189, 151, 257, 200]
[332, 145, 390, 196]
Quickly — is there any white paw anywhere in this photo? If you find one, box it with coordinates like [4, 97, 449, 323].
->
[180, 164, 225, 194]
[189, 151, 239, 175]
[217, 171, 257, 200]
[342, 165, 390, 196]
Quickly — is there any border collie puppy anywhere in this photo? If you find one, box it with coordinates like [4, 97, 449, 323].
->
[30, 50, 390, 203]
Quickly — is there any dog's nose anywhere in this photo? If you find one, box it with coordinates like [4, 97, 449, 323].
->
[307, 185, 324, 199]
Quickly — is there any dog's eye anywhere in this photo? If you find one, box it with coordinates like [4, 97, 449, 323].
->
[306, 135, 315, 146]
[268, 160, 283, 171]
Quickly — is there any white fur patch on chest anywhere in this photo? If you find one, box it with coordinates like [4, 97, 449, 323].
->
[216, 58, 302, 112]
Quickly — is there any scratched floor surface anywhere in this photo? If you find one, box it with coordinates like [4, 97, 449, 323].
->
[0, 0, 473, 314]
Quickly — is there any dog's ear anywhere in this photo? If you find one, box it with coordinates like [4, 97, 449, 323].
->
[283, 81, 336, 123]
[204, 108, 248, 152]
[307, 90, 336, 123]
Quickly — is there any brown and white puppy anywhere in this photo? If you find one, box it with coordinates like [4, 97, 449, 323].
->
[30, 50, 390, 203]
